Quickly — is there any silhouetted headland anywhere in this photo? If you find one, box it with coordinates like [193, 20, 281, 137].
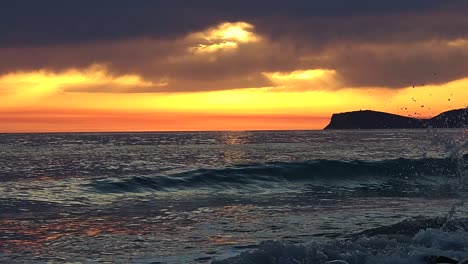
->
[324, 108, 468, 129]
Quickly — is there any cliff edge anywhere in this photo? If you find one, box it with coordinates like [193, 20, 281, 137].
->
[324, 108, 468, 129]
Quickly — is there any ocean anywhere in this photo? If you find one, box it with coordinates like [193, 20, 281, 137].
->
[1, 129, 468, 263]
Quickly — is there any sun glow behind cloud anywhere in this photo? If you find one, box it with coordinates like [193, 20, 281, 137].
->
[187, 22, 261, 54]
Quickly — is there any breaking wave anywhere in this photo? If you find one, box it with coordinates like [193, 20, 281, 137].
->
[213, 217, 468, 264]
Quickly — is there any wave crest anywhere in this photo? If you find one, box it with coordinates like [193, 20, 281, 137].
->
[88, 157, 466, 194]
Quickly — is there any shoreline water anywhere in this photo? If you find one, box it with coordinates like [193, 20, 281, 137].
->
[1, 129, 467, 263]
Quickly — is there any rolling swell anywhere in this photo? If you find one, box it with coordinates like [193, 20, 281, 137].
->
[89, 157, 467, 194]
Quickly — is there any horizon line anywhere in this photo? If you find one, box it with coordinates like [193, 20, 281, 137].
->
[0, 128, 325, 135]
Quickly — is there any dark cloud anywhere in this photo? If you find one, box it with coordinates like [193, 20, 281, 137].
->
[1, 0, 463, 47]
[0, 34, 298, 92]
[1, 0, 468, 91]
[331, 42, 468, 88]
[0, 1, 217, 48]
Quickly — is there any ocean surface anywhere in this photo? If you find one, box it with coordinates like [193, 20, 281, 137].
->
[1, 129, 468, 263]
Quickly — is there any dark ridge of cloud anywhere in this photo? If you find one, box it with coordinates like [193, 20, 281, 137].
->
[0, 0, 464, 47]
[153, 73, 273, 93]
[2, 31, 468, 92]
[62, 74, 273, 93]
[253, 9, 468, 52]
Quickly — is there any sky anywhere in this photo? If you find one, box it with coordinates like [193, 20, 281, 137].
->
[1, 0, 468, 132]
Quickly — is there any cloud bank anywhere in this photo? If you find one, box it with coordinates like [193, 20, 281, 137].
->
[1, 1, 468, 92]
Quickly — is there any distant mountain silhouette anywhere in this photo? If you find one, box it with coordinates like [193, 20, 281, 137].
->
[324, 108, 468, 129]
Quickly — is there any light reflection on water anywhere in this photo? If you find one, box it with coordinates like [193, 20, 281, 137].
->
[0, 129, 467, 263]
[1, 195, 467, 263]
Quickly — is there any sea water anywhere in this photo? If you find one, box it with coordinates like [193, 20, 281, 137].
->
[0, 130, 468, 263]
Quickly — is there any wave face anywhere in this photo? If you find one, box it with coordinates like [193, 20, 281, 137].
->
[89, 157, 467, 197]
[214, 217, 468, 264]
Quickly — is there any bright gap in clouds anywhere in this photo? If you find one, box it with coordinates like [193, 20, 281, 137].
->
[188, 22, 261, 53]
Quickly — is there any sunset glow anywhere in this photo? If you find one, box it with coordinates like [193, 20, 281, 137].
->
[5, 3, 468, 264]
[1, 15, 468, 132]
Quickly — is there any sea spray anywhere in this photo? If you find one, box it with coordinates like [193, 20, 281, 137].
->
[428, 129, 468, 230]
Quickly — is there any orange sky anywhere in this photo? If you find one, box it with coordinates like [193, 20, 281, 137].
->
[1, 21, 467, 132]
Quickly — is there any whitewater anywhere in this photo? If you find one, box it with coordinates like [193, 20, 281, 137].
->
[1, 129, 468, 263]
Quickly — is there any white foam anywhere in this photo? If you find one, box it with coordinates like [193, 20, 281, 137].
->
[214, 229, 468, 264]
